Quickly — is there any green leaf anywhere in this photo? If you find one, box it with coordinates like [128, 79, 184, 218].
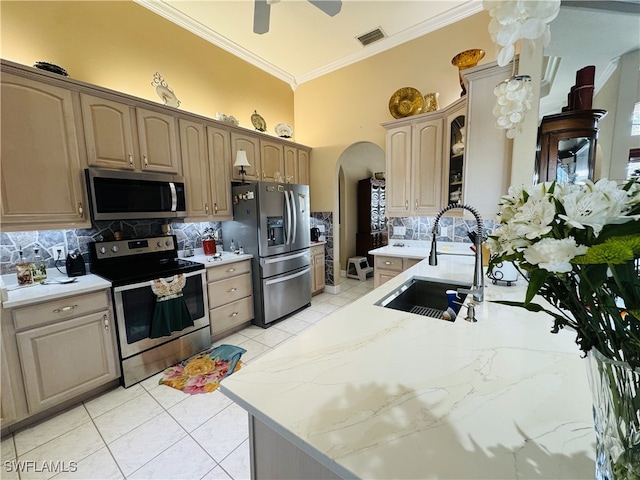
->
[525, 269, 549, 304]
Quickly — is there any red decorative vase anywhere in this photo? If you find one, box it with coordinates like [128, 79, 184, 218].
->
[202, 239, 216, 255]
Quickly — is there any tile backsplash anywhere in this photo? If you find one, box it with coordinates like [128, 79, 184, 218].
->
[387, 215, 496, 243]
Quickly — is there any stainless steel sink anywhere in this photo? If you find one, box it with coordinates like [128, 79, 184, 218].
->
[375, 276, 470, 320]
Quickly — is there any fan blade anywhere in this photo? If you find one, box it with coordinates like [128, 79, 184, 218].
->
[308, 0, 342, 16]
[253, 0, 271, 34]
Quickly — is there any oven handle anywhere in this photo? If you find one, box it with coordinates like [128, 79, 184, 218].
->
[264, 267, 310, 286]
[113, 268, 205, 293]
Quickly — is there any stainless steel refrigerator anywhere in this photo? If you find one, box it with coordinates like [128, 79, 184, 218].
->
[222, 182, 311, 327]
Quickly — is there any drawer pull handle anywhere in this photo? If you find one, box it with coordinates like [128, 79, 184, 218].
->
[78, 203, 84, 216]
[54, 304, 78, 313]
[205, 203, 209, 214]
[384, 261, 392, 265]
[405, 200, 409, 210]
[214, 203, 218, 213]
[230, 312, 238, 317]
[228, 287, 237, 292]
[226, 268, 235, 272]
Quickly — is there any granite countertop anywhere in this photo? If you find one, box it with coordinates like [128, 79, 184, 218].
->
[220, 255, 595, 479]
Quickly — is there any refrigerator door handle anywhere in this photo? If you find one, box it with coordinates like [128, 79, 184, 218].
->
[290, 190, 297, 244]
[284, 190, 292, 245]
[264, 267, 310, 286]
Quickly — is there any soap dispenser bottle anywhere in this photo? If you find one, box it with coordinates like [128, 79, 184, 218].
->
[229, 239, 236, 253]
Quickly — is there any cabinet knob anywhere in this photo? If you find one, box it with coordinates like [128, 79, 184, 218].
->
[128, 153, 134, 167]
[405, 200, 409, 210]
[228, 287, 237, 293]
[205, 203, 209, 214]
[143, 155, 148, 168]
[415, 199, 418, 209]
[263, 171, 266, 179]
[214, 203, 218, 213]
[54, 304, 78, 313]
[78, 203, 84, 216]
[230, 312, 238, 317]
[384, 261, 392, 265]
[226, 268, 235, 272]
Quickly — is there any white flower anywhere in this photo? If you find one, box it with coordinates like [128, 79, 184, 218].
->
[522, 237, 588, 273]
[512, 195, 556, 239]
[489, 221, 530, 256]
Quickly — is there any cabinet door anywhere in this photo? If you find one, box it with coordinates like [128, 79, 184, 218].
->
[284, 145, 299, 184]
[207, 126, 232, 218]
[0, 74, 89, 231]
[231, 133, 261, 182]
[313, 252, 325, 293]
[179, 119, 210, 218]
[80, 94, 137, 170]
[17, 310, 119, 413]
[136, 108, 181, 174]
[385, 125, 412, 216]
[297, 148, 310, 185]
[1, 333, 18, 427]
[261, 140, 285, 182]
[413, 117, 444, 214]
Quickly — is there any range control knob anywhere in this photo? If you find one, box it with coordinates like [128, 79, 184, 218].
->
[165, 240, 172, 247]
[157, 241, 164, 247]
[99, 246, 107, 255]
[111, 245, 119, 253]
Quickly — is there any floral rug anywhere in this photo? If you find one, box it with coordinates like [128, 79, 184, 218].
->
[159, 344, 246, 395]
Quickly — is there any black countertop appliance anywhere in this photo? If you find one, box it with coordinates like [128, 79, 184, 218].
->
[310, 227, 321, 242]
[65, 250, 86, 277]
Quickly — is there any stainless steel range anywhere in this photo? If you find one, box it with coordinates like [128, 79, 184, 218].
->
[89, 235, 210, 387]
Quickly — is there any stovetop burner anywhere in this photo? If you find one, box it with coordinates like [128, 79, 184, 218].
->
[89, 235, 204, 286]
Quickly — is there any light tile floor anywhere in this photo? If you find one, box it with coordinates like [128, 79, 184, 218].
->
[1, 277, 374, 480]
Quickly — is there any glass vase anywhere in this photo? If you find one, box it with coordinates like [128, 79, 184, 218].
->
[585, 348, 640, 480]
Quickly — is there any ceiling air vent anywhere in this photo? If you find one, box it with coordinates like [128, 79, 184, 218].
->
[357, 27, 386, 47]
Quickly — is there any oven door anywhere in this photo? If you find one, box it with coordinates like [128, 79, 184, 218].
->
[113, 269, 208, 359]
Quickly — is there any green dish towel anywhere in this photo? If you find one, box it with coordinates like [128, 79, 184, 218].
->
[150, 275, 194, 338]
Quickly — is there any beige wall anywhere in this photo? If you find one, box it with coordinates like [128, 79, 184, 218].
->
[294, 11, 496, 211]
[0, 0, 294, 131]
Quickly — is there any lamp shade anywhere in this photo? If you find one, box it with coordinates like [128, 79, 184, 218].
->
[233, 150, 251, 167]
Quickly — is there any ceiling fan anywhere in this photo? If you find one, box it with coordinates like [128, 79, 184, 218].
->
[253, 0, 342, 34]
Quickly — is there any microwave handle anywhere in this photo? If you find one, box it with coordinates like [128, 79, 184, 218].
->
[169, 182, 178, 212]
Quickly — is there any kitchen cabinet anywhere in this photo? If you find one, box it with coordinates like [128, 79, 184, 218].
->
[179, 118, 232, 220]
[373, 255, 420, 288]
[310, 244, 326, 295]
[444, 105, 466, 206]
[10, 290, 119, 415]
[261, 140, 285, 182]
[231, 132, 261, 182]
[0, 72, 90, 231]
[1, 328, 26, 429]
[383, 113, 446, 217]
[81, 93, 181, 174]
[207, 259, 254, 338]
[284, 145, 311, 185]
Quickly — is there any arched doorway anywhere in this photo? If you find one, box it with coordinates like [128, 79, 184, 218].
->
[334, 141, 385, 282]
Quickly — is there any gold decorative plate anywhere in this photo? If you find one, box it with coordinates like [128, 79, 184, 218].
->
[389, 87, 424, 119]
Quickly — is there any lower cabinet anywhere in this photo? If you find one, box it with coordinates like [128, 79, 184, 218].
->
[2, 289, 120, 428]
[373, 255, 421, 288]
[207, 260, 254, 338]
[310, 244, 325, 295]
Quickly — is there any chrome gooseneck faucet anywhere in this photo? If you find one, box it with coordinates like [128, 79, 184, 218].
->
[429, 204, 485, 303]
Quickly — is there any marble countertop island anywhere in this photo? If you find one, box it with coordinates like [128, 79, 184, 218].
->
[220, 255, 595, 479]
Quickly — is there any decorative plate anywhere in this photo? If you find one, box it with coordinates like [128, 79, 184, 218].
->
[251, 110, 267, 132]
[388, 87, 424, 119]
[151, 72, 180, 108]
[33, 61, 68, 76]
[275, 123, 293, 138]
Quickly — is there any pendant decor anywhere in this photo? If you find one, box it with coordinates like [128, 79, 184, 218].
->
[483, 0, 561, 66]
[492, 75, 533, 139]
[451, 49, 485, 96]
[586, 348, 640, 479]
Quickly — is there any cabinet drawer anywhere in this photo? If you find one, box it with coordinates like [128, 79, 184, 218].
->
[206, 260, 251, 283]
[13, 290, 111, 332]
[210, 297, 253, 336]
[208, 273, 252, 309]
[375, 256, 403, 272]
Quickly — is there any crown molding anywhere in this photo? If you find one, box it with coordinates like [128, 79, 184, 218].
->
[135, 0, 482, 89]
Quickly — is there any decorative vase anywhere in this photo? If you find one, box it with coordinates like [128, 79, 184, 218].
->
[423, 92, 439, 112]
[585, 348, 640, 479]
[451, 49, 485, 96]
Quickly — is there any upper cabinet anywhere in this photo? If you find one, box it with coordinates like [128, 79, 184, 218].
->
[0, 72, 90, 231]
[383, 61, 514, 219]
[179, 119, 232, 220]
[81, 93, 181, 174]
[231, 132, 261, 182]
[260, 140, 285, 182]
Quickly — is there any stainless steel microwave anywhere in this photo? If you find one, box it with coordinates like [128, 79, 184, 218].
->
[85, 168, 187, 221]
